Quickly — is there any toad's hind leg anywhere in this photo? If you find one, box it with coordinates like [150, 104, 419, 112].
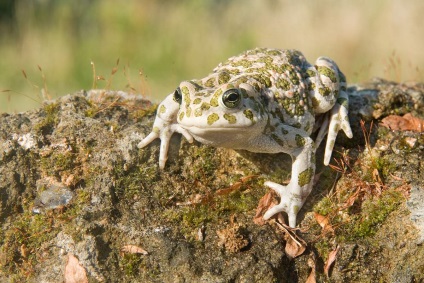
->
[263, 126, 316, 227]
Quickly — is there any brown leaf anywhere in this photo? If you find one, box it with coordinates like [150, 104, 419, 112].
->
[253, 192, 276, 225]
[380, 113, 424, 132]
[314, 212, 334, 234]
[324, 245, 340, 277]
[121, 245, 149, 255]
[275, 221, 307, 259]
[64, 254, 88, 283]
[285, 233, 307, 259]
[314, 212, 329, 228]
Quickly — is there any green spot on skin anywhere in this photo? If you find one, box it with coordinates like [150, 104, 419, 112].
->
[179, 111, 185, 121]
[298, 167, 314, 187]
[292, 123, 302, 129]
[337, 97, 348, 108]
[277, 78, 291, 90]
[223, 113, 237, 124]
[204, 78, 215, 88]
[311, 154, 316, 164]
[266, 49, 282, 56]
[271, 134, 285, 147]
[200, 102, 210, 111]
[317, 66, 337, 83]
[333, 123, 340, 132]
[311, 97, 319, 108]
[194, 108, 202, 117]
[319, 87, 331, 97]
[232, 59, 253, 68]
[184, 94, 191, 106]
[210, 89, 222, 107]
[295, 134, 306, 147]
[181, 86, 190, 96]
[243, 109, 255, 123]
[193, 98, 202, 104]
[305, 69, 316, 78]
[207, 113, 219, 125]
[180, 86, 192, 106]
[304, 121, 311, 132]
[159, 105, 166, 114]
[186, 107, 192, 117]
[218, 72, 231, 84]
[240, 89, 248, 98]
[153, 127, 160, 134]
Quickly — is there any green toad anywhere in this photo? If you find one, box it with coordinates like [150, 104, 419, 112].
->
[138, 48, 352, 227]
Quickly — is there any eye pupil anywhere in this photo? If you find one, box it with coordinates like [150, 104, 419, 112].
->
[222, 89, 241, 108]
[227, 92, 238, 102]
[174, 87, 182, 104]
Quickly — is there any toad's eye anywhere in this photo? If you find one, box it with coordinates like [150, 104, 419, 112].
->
[173, 87, 182, 104]
[222, 89, 241, 109]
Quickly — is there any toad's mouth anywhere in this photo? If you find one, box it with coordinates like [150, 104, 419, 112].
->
[180, 125, 254, 134]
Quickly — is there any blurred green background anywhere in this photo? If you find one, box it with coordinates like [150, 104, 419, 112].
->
[1, 0, 423, 113]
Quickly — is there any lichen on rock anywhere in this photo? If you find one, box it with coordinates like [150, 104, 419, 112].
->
[0, 82, 423, 282]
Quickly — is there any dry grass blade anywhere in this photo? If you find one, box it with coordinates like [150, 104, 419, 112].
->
[91, 61, 97, 89]
[216, 175, 257, 196]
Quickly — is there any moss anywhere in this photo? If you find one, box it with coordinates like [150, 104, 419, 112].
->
[217, 190, 261, 214]
[313, 196, 336, 216]
[314, 238, 332, 260]
[359, 149, 396, 184]
[338, 189, 403, 240]
[112, 162, 159, 200]
[189, 146, 219, 180]
[0, 203, 59, 280]
[130, 104, 158, 121]
[352, 189, 403, 238]
[40, 151, 75, 176]
[84, 101, 99, 118]
[56, 188, 92, 243]
[34, 102, 60, 135]
[120, 254, 144, 277]
[373, 156, 397, 181]
[163, 183, 264, 240]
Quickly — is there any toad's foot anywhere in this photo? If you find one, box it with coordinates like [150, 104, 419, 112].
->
[263, 181, 305, 228]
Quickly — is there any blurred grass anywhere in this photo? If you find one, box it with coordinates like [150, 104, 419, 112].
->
[0, 0, 423, 113]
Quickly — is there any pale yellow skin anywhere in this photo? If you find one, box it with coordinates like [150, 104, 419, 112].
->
[138, 48, 352, 227]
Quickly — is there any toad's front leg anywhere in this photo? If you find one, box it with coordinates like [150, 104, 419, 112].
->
[138, 93, 194, 168]
[263, 127, 316, 227]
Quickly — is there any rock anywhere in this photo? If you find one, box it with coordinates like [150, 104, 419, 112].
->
[407, 186, 424, 244]
[0, 82, 423, 282]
